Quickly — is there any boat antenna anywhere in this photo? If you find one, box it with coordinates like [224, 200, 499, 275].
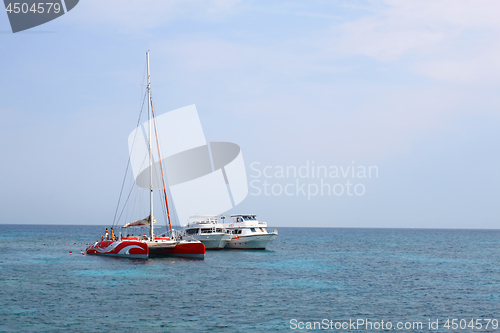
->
[147, 51, 154, 241]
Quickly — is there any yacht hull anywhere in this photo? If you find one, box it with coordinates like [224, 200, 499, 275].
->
[225, 234, 277, 249]
[193, 234, 232, 250]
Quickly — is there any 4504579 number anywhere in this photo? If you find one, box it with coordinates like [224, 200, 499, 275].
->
[5, 2, 61, 14]
[444, 318, 498, 330]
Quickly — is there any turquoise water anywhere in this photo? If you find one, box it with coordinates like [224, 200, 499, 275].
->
[0, 225, 499, 332]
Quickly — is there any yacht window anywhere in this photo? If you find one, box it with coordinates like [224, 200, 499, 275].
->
[216, 228, 222, 232]
[201, 228, 212, 234]
[250, 228, 256, 232]
[261, 228, 265, 232]
[238, 230, 242, 234]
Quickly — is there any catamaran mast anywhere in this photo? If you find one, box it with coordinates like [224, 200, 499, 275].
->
[147, 51, 154, 241]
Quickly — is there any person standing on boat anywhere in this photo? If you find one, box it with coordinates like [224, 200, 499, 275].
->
[105, 228, 109, 240]
[111, 228, 115, 241]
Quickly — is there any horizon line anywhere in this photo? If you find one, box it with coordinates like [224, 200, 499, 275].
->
[0, 223, 499, 231]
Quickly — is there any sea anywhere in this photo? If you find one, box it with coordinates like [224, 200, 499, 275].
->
[0, 225, 499, 333]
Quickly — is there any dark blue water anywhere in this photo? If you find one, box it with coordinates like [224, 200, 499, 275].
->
[0, 225, 499, 332]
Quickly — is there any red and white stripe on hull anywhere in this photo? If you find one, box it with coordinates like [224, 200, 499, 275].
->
[86, 240, 205, 259]
[86, 241, 149, 259]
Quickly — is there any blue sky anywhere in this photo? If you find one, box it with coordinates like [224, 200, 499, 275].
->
[1, 0, 500, 228]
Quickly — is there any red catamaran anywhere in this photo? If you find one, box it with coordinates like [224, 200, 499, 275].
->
[86, 51, 205, 259]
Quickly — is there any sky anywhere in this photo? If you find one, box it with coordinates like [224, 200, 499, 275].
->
[1, 0, 500, 228]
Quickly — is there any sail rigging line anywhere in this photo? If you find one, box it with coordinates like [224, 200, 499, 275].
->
[115, 149, 149, 227]
[111, 90, 148, 228]
[157, 185, 169, 230]
[150, 146, 168, 229]
[150, 98, 174, 237]
[115, 177, 139, 227]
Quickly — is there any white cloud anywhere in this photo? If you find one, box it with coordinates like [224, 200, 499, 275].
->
[413, 44, 500, 83]
[337, 15, 444, 61]
[335, 0, 500, 82]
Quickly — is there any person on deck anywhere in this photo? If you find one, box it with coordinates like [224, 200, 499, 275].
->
[111, 228, 116, 241]
[105, 228, 109, 240]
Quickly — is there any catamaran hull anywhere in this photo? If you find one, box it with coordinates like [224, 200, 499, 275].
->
[192, 234, 232, 250]
[225, 234, 277, 249]
[86, 241, 149, 259]
[86, 240, 205, 259]
[147, 241, 205, 259]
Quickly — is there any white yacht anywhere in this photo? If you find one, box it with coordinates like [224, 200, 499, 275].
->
[221, 214, 278, 249]
[183, 215, 232, 250]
